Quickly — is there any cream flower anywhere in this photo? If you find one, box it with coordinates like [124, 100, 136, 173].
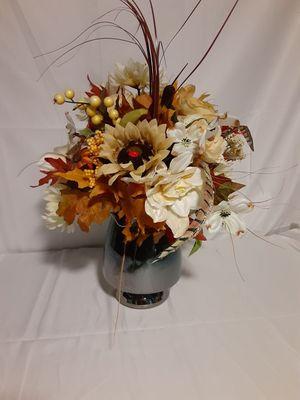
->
[98, 119, 174, 185]
[173, 85, 218, 122]
[42, 185, 75, 233]
[167, 122, 206, 157]
[145, 155, 204, 238]
[177, 114, 209, 134]
[112, 59, 149, 89]
[203, 196, 253, 238]
[201, 126, 227, 163]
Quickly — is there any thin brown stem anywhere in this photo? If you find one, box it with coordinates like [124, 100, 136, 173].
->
[38, 37, 137, 81]
[178, 0, 239, 89]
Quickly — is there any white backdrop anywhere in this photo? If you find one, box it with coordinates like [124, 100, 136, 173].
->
[0, 0, 299, 253]
[1, 1, 300, 399]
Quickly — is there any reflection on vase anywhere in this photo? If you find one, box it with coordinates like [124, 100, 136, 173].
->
[103, 217, 182, 309]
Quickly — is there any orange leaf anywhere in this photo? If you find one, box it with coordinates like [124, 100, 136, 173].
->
[134, 94, 153, 109]
[57, 189, 116, 232]
[90, 180, 110, 198]
[55, 168, 90, 189]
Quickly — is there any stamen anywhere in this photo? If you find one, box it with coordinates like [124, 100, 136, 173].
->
[220, 210, 231, 218]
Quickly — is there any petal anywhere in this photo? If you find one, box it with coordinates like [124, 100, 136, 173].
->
[224, 212, 246, 236]
[172, 143, 185, 155]
[166, 209, 190, 238]
[169, 152, 193, 173]
[145, 200, 167, 223]
[203, 212, 223, 237]
[228, 195, 254, 214]
[108, 171, 126, 185]
[185, 167, 203, 187]
[100, 163, 122, 175]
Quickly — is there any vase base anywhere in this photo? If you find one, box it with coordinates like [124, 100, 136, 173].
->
[118, 290, 169, 309]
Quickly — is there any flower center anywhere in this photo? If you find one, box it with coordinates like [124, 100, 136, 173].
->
[117, 141, 153, 169]
[182, 137, 191, 147]
[220, 210, 231, 218]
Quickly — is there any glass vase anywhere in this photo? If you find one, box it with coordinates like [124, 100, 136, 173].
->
[103, 216, 182, 309]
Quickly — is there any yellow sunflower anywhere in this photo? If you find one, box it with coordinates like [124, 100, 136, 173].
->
[97, 119, 174, 185]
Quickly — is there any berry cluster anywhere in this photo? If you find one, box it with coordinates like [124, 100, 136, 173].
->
[83, 169, 96, 188]
[54, 90, 120, 126]
[86, 131, 104, 156]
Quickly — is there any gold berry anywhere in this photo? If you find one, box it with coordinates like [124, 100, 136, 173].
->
[89, 95, 101, 108]
[91, 114, 103, 125]
[64, 89, 75, 99]
[54, 93, 65, 105]
[103, 96, 114, 107]
[109, 109, 119, 120]
[86, 106, 96, 117]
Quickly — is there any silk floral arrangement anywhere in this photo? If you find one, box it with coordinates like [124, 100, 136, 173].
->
[34, 0, 255, 262]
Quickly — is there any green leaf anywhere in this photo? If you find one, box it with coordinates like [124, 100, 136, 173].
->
[79, 128, 94, 137]
[120, 108, 148, 127]
[214, 181, 245, 205]
[189, 239, 202, 256]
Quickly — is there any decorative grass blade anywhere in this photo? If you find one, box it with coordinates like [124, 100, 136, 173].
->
[178, 0, 240, 88]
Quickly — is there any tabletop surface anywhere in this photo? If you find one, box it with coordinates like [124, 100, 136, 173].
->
[1, 233, 300, 400]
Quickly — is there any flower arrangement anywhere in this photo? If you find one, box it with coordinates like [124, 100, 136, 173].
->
[35, 0, 254, 262]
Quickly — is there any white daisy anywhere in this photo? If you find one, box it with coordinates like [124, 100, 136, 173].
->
[42, 185, 75, 233]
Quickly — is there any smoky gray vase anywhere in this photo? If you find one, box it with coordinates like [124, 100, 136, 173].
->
[103, 217, 182, 309]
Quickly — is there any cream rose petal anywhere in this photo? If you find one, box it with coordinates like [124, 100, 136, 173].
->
[171, 190, 202, 217]
[165, 209, 190, 238]
[145, 199, 168, 223]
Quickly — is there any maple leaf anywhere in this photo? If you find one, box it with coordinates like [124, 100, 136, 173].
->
[57, 189, 116, 232]
[54, 168, 90, 189]
[214, 180, 245, 205]
[44, 157, 72, 172]
[116, 93, 133, 116]
[31, 171, 59, 188]
[86, 75, 107, 98]
[77, 197, 113, 232]
[32, 157, 73, 188]
[90, 180, 111, 198]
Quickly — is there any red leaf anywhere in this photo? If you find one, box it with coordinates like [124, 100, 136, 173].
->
[44, 157, 72, 172]
[86, 74, 105, 97]
[195, 231, 207, 241]
[31, 171, 58, 188]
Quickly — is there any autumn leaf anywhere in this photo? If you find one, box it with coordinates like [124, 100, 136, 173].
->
[57, 191, 85, 225]
[86, 75, 107, 98]
[77, 197, 113, 232]
[57, 189, 116, 232]
[119, 196, 165, 242]
[214, 181, 245, 205]
[54, 168, 90, 189]
[32, 157, 73, 188]
[195, 231, 206, 241]
[221, 125, 254, 151]
[31, 171, 59, 188]
[90, 180, 110, 198]
[134, 94, 153, 109]
[116, 93, 133, 116]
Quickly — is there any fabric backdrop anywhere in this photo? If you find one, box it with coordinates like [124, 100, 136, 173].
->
[1, 1, 300, 399]
[0, 0, 299, 252]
